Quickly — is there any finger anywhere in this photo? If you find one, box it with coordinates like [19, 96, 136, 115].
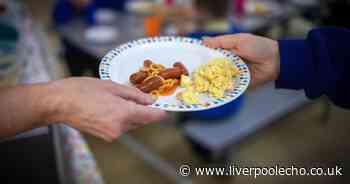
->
[126, 103, 168, 125]
[123, 122, 142, 132]
[84, 127, 113, 142]
[203, 34, 243, 50]
[108, 82, 155, 105]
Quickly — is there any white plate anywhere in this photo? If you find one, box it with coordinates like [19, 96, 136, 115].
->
[99, 37, 250, 112]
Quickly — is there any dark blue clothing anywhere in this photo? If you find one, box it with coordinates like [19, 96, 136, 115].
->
[53, 0, 127, 25]
[277, 28, 350, 108]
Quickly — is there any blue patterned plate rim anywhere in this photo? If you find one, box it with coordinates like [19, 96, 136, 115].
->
[99, 36, 250, 112]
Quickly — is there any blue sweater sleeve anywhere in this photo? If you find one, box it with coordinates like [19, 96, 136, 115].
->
[276, 28, 350, 108]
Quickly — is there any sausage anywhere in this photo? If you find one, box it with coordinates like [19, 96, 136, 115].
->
[173, 62, 189, 76]
[129, 71, 148, 84]
[144, 59, 153, 68]
[137, 76, 163, 93]
[159, 67, 183, 79]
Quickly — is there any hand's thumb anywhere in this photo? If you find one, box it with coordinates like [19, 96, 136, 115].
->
[110, 84, 155, 105]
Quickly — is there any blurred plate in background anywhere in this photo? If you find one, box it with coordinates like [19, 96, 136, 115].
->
[84, 26, 119, 44]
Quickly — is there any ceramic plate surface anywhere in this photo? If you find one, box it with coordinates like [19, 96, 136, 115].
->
[99, 37, 250, 112]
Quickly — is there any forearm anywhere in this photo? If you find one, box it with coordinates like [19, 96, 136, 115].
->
[276, 27, 350, 108]
[0, 83, 57, 138]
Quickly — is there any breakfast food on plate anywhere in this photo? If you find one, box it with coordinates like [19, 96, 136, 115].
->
[129, 60, 188, 96]
[194, 58, 239, 98]
[136, 76, 163, 93]
[173, 62, 189, 76]
[180, 75, 192, 88]
[177, 58, 240, 105]
[159, 67, 183, 79]
[129, 58, 240, 106]
[176, 87, 201, 105]
[130, 71, 148, 84]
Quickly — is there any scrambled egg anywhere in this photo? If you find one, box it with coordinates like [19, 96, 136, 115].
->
[176, 88, 201, 105]
[177, 58, 239, 105]
[180, 75, 192, 89]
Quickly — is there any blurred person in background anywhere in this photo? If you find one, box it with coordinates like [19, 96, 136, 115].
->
[53, 0, 128, 25]
[204, 27, 350, 109]
[53, 0, 130, 77]
[0, 77, 167, 141]
[188, 0, 241, 39]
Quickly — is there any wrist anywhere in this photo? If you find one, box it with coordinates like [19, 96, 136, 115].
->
[39, 81, 68, 125]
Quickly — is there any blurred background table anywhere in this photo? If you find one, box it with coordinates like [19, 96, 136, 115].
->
[57, 14, 144, 59]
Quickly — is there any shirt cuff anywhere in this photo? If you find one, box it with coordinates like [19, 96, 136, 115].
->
[275, 39, 314, 90]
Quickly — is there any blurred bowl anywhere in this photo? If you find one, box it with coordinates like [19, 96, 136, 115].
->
[189, 95, 244, 121]
[95, 8, 118, 25]
[125, 1, 153, 15]
[84, 25, 119, 44]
